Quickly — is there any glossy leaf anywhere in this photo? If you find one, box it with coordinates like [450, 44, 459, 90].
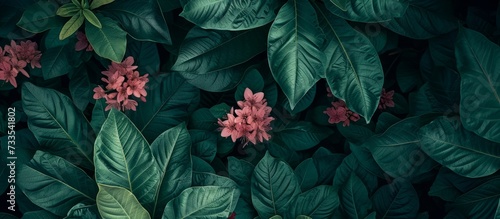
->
[22, 83, 95, 169]
[65, 203, 100, 219]
[324, 0, 409, 22]
[68, 66, 92, 111]
[17, 1, 65, 33]
[339, 173, 372, 219]
[372, 179, 419, 219]
[162, 186, 238, 218]
[316, 3, 384, 122]
[190, 130, 217, 163]
[180, 0, 278, 30]
[333, 155, 379, 195]
[94, 109, 160, 205]
[272, 121, 333, 151]
[294, 158, 318, 192]
[419, 117, 500, 178]
[228, 156, 255, 202]
[287, 185, 339, 219]
[149, 123, 192, 219]
[312, 148, 346, 184]
[82, 9, 101, 28]
[85, 14, 126, 62]
[41, 42, 73, 79]
[267, 0, 326, 109]
[455, 27, 500, 143]
[450, 178, 500, 218]
[252, 152, 301, 218]
[100, 0, 171, 44]
[96, 184, 151, 219]
[59, 12, 84, 40]
[18, 151, 97, 216]
[90, 0, 114, 9]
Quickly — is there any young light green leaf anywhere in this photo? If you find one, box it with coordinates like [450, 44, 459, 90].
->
[59, 12, 84, 40]
[56, 3, 80, 17]
[82, 9, 101, 28]
[85, 14, 126, 62]
[90, 0, 114, 9]
[455, 27, 500, 143]
[97, 184, 151, 219]
[268, 0, 326, 109]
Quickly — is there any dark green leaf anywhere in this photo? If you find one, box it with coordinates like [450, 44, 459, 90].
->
[372, 179, 419, 219]
[294, 158, 318, 192]
[17, 1, 65, 33]
[190, 129, 217, 163]
[312, 148, 345, 184]
[69, 66, 92, 111]
[287, 185, 339, 219]
[235, 68, 265, 101]
[324, 0, 408, 22]
[268, 0, 326, 109]
[283, 84, 316, 115]
[65, 203, 101, 219]
[272, 121, 333, 151]
[337, 123, 374, 145]
[339, 173, 372, 219]
[375, 112, 401, 134]
[90, 99, 108, 134]
[85, 14, 126, 62]
[192, 155, 215, 173]
[450, 178, 500, 218]
[333, 154, 379, 195]
[188, 108, 217, 131]
[125, 39, 160, 74]
[228, 156, 255, 202]
[96, 184, 150, 219]
[41, 44, 73, 79]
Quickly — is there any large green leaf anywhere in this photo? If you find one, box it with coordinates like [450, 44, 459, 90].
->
[180, 65, 247, 92]
[333, 154, 379, 195]
[22, 83, 95, 169]
[41, 43, 73, 79]
[267, 0, 326, 109]
[94, 109, 160, 206]
[18, 151, 97, 216]
[324, 0, 409, 22]
[85, 14, 126, 62]
[382, 1, 458, 39]
[65, 203, 100, 219]
[287, 185, 339, 219]
[228, 156, 255, 203]
[149, 123, 192, 219]
[96, 184, 150, 219]
[272, 121, 333, 151]
[162, 186, 238, 218]
[315, 3, 384, 122]
[339, 173, 372, 219]
[450, 178, 500, 218]
[294, 158, 318, 192]
[190, 129, 217, 163]
[362, 114, 439, 179]
[125, 39, 160, 74]
[100, 0, 171, 44]
[172, 25, 267, 75]
[251, 152, 301, 218]
[126, 73, 199, 142]
[372, 179, 419, 219]
[312, 148, 346, 184]
[180, 0, 278, 30]
[419, 117, 500, 178]
[16, 0, 65, 33]
[68, 66, 92, 111]
[455, 27, 500, 143]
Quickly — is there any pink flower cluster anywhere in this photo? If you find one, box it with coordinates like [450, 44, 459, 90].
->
[0, 40, 42, 87]
[93, 56, 149, 111]
[75, 31, 93, 52]
[218, 88, 274, 147]
[324, 99, 361, 126]
[378, 88, 395, 110]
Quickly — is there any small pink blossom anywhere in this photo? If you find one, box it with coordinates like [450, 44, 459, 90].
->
[378, 88, 395, 110]
[326, 86, 333, 97]
[93, 86, 106, 99]
[0, 62, 18, 88]
[5, 40, 42, 69]
[323, 99, 362, 127]
[75, 32, 93, 52]
[122, 99, 138, 111]
[228, 212, 236, 219]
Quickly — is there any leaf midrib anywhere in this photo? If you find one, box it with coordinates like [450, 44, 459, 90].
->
[423, 136, 500, 159]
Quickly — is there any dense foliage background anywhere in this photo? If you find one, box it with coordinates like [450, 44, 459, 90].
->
[1, 0, 500, 218]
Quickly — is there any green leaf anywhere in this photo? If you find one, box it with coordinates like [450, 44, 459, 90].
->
[125, 39, 160, 74]
[56, 3, 80, 17]
[450, 178, 500, 218]
[192, 155, 215, 173]
[372, 179, 419, 219]
[94, 109, 160, 206]
[65, 203, 100, 219]
[455, 27, 500, 143]
[181, 65, 246, 92]
[428, 168, 466, 201]
[149, 123, 192, 219]
[294, 158, 318, 192]
[375, 112, 401, 134]
[162, 186, 238, 218]
[90, 98, 108, 134]
[172, 25, 267, 75]
[324, 0, 409, 22]
[267, 141, 303, 168]
[339, 173, 372, 219]
[0, 213, 19, 219]
[22, 210, 58, 219]
[333, 154, 379, 195]
[268, 0, 326, 109]
[126, 73, 199, 142]
[287, 185, 339, 219]
[41, 44, 73, 79]
[190, 130, 217, 163]
[68, 66, 92, 111]
[272, 121, 333, 151]
[251, 152, 301, 218]
[363, 114, 439, 179]
[17, 1, 65, 33]
[228, 156, 255, 203]
[337, 124, 375, 145]
[283, 84, 316, 115]
[82, 9, 101, 28]
[90, 0, 114, 9]
[315, 3, 384, 122]
[188, 108, 218, 131]
[235, 68, 265, 101]
[180, 0, 278, 30]
[312, 148, 346, 184]
[329, 0, 348, 11]
[18, 151, 97, 216]
[96, 184, 151, 219]
[100, 0, 171, 44]
[85, 14, 126, 62]
[59, 12, 84, 40]
[419, 117, 500, 178]
[22, 83, 95, 169]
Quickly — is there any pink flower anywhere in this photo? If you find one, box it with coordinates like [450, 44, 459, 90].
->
[75, 32, 93, 52]
[126, 77, 148, 98]
[326, 86, 333, 97]
[378, 88, 395, 110]
[122, 99, 138, 111]
[237, 88, 266, 109]
[0, 62, 18, 88]
[323, 99, 361, 126]
[6, 40, 42, 69]
[324, 107, 347, 124]
[102, 73, 125, 90]
[93, 86, 106, 100]
[9, 58, 29, 78]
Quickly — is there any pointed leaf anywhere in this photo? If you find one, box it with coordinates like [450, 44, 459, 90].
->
[94, 109, 160, 205]
[287, 185, 339, 219]
[82, 9, 101, 28]
[450, 178, 500, 218]
[59, 12, 84, 40]
[324, 0, 408, 22]
[372, 179, 419, 219]
[228, 156, 255, 203]
[96, 184, 150, 219]
[90, 0, 114, 9]
[340, 173, 372, 219]
[294, 158, 318, 192]
[267, 0, 326, 109]
[85, 14, 126, 62]
[272, 121, 333, 151]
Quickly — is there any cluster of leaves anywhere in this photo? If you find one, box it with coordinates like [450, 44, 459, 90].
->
[0, 0, 500, 218]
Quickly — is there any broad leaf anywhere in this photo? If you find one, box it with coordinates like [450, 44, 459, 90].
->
[419, 117, 500, 178]
[455, 27, 500, 143]
[41, 42, 73, 79]
[94, 109, 160, 206]
[312, 148, 346, 184]
[180, 0, 279, 30]
[372, 179, 419, 219]
[96, 184, 150, 219]
[333, 154, 379, 195]
[339, 173, 372, 219]
[267, 0, 326, 109]
[85, 14, 126, 62]
[22, 83, 95, 169]
[251, 152, 301, 218]
[272, 121, 333, 151]
[190, 130, 217, 163]
[149, 123, 192, 219]
[90, 99, 108, 134]
[228, 156, 255, 202]
[90, 0, 114, 9]
[65, 203, 100, 219]
[287, 185, 339, 219]
[125, 39, 160, 74]
[188, 108, 218, 131]
[324, 0, 409, 22]
[18, 151, 97, 216]
[235, 68, 265, 101]
[315, 3, 384, 122]
[68, 66, 92, 111]
[162, 186, 238, 218]
[294, 158, 318, 192]
[126, 73, 199, 142]
[17, 1, 65, 33]
[450, 178, 500, 218]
